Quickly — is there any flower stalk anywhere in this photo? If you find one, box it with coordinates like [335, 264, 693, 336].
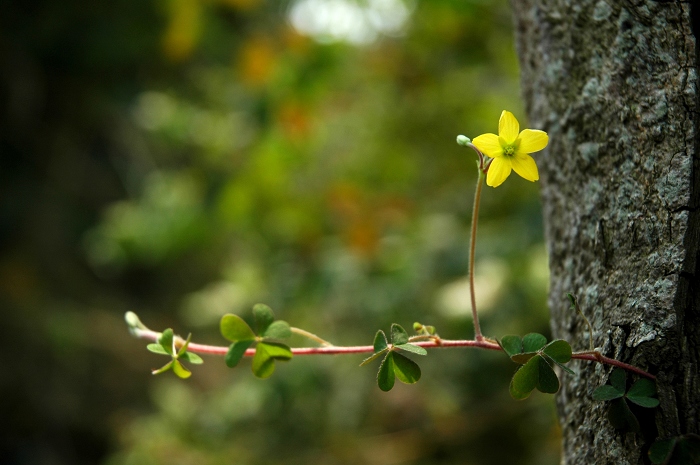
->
[469, 171, 485, 341]
[457, 135, 491, 341]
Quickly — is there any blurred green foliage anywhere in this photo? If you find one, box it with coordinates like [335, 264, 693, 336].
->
[0, 0, 557, 464]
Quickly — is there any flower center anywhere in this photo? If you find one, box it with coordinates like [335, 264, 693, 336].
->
[503, 145, 516, 157]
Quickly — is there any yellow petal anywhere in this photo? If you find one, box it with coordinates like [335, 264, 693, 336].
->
[486, 157, 512, 187]
[510, 154, 539, 182]
[472, 133, 503, 158]
[518, 129, 549, 153]
[498, 110, 519, 144]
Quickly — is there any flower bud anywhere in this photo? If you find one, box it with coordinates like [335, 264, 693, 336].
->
[456, 135, 471, 146]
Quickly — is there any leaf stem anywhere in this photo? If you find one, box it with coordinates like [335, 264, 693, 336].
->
[290, 327, 333, 346]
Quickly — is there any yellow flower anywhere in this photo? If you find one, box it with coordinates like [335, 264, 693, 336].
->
[472, 110, 549, 187]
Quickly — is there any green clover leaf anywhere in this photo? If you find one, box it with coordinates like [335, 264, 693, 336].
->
[221, 314, 256, 342]
[219, 304, 293, 377]
[360, 330, 390, 367]
[251, 341, 293, 379]
[649, 434, 700, 465]
[500, 334, 574, 399]
[253, 303, 275, 335]
[592, 368, 659, 432]
[363, 324, 426, 391]
[391, 323, 409, 345]
[147, 330, 202, 379]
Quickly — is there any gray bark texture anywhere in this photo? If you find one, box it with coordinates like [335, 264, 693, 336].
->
[511, 1, 698, 463]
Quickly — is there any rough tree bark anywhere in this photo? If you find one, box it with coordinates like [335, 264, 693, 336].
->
[511, 1, 698, 464]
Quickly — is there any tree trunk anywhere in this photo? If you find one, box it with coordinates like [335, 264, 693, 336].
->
[511, 1, 698, 463]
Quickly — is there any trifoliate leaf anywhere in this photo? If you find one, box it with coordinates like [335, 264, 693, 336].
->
[147, 343, 169, 355]
[391, 324, 409, 345]
[225, 340, 254, 368]
[522, 333, 547, 352]
[499, 335, 523, 358]
[592, 384, 625, 401]
[253, 303, 275, 334]
[158, 329, 175, 355]
[171, 360, 192, 379]
[377, 352, 396, 392]
[394, 343, 428, 356]
[263, 320, 292, 339]
[595, 369, 659, 431]
[220, 314, 256, 342]
[373, 330, 388, 353]
[180, 351, 203, 364]
[392, 352, 421, 384]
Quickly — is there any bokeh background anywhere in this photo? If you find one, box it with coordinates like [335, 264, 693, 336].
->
[0, 0, 558, 464]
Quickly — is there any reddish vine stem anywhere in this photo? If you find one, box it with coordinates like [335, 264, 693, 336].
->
[131, 327, 655, 379]
[572, 352, 656, 380]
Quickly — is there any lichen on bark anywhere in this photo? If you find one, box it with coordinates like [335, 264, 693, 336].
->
[511, 0, 698, 463]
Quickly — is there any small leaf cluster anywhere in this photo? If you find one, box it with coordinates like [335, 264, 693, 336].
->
[592, 368, 659, 433]
[147, 329, 204, 378]
[361, 324, 427, 392]
[413, 322, 437, 337]
[220, 304, 292, 378]
[500, 333, 573, 399]
[649, 434, 700, 465]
